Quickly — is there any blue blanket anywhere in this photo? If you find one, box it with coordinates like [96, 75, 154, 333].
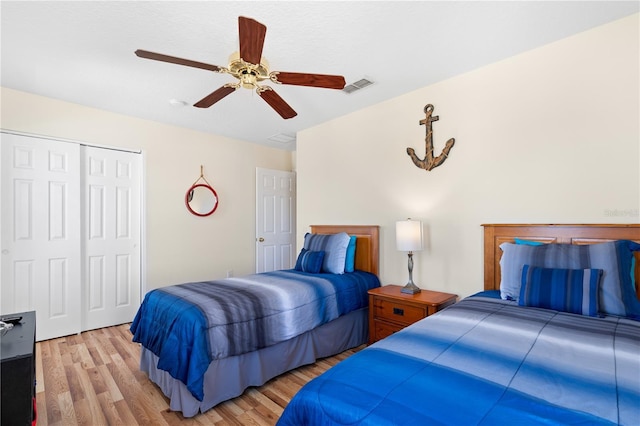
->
[130, 269, 380, 401]
[277, 297, 640, 425]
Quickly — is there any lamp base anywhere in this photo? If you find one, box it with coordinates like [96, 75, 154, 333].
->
[401, 282, 421, 294]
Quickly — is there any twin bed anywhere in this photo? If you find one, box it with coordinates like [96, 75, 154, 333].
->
[130, 225, 381, 417]
[132, 223, 640, 424]
[278, 224, 640, 425]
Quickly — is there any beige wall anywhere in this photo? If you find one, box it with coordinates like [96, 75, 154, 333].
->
[1, 88, 293, 291]
[297, 14, 640, 298]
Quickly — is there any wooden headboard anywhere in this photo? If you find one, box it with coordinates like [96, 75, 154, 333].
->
[310, 225, 380, 276]
[483, 224, 640, 298]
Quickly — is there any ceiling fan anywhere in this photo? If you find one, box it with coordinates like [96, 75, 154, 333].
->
[135, 16, 346, 119]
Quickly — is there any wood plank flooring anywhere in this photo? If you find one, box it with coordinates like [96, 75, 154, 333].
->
[35, 324, 363, 426]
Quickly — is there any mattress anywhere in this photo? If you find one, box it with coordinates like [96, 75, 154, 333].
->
[131, 268, 380, 410]
[277, 295, 640, 425]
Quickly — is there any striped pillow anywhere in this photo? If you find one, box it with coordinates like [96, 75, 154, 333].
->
[499, 240, 640, 318]
[303, 232, 351, 274]
[294, 249, 325, 274]
[519, 265, 603, 317]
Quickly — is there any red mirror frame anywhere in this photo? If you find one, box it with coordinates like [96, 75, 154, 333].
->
[185, 183, 219, 217]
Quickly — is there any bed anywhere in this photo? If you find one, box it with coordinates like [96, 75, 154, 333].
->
[277, 224, 640, 425]
[131, 225, 380, 417]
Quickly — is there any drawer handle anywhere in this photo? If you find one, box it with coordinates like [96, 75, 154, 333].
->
[393, 307, 404, 316]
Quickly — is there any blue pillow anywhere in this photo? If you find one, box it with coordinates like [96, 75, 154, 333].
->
[519, 265, 602, 317]
[294, 249, 325, 274]
[345, 235, 357, 273]
[632, 255, 637, 291]
[303, 232, 351, 274]
[499, 240, 640, 318]
[514, 237, 544, 246]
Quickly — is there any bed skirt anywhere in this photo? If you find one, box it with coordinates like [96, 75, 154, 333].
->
[139, 306, 369, 417]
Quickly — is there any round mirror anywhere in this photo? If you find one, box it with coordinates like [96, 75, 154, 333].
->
[186, 184, 219, 217]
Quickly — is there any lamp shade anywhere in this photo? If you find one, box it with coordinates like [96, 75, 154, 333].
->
[396, 219, 423, 252]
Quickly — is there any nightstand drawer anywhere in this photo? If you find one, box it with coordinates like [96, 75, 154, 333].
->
[368, 286, 458, 344]
[373, 298, 425, 326]
[372, 319, 404, 341]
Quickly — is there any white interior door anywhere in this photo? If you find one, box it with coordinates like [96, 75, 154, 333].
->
[1, 133, 82, 341]
[83, 146, 141, 331]
[256, 168, 296, 273]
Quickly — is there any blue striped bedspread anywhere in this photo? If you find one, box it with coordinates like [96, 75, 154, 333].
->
[277, 296, 640, 425]
[130, 269, 380, 401]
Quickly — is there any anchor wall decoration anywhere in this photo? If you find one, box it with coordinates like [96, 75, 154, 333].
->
[406, 104, 455, 171]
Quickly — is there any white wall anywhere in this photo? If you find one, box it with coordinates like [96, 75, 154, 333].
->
[0, 88, 293, 291]
[297, 14, 639, 298]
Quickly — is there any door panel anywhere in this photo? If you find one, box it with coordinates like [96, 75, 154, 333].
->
[256, 168, 296, 273]
[1, 133, 82, 340]
[83, 146, 141, 331]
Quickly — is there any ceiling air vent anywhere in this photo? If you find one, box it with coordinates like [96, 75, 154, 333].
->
[267, 133, 296, 144]
[343, 78, 374, 94]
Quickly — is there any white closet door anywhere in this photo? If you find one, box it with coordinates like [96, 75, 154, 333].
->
[1, 133, 82, 341]
[83, 146, 141, 331]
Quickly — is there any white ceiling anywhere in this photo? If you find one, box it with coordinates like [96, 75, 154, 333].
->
[2, 1, 638, 151]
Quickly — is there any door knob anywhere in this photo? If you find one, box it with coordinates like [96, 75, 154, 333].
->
[258, 237, 265, 242]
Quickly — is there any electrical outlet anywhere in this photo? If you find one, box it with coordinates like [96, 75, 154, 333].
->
[226, 270, 234, 278]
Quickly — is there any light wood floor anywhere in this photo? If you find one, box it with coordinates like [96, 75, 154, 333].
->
[35, 323, 363, 425]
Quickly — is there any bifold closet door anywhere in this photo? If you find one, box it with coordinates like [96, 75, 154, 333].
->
[2, 133, 142, 341]
[1, 133, 82, 341]
[82, 146, 141, 331]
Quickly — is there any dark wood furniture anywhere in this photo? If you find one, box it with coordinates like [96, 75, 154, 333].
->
[482, 224, 640, 299]
[368, 285, 457, 344]
[1, 310, 36, 426]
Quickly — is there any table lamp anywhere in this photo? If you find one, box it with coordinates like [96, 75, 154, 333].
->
[396, 218, 423, 294]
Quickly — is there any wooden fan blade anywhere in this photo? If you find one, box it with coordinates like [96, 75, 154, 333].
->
[135, 49, 222, 72]
[238, 16, 266, 65]
[194, 86, 237, 108]
[271, 71, 346, 89]
[259, 88, 297, 119]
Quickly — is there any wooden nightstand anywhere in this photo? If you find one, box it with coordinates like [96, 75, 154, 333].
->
[368, 285, 457, 344]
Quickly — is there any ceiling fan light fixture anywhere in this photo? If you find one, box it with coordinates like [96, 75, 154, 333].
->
[227, 51, 270, 89]
[135, 16, 345, 119]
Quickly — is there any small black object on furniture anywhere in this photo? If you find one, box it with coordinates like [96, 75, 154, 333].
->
[1, 310, 36, 426]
